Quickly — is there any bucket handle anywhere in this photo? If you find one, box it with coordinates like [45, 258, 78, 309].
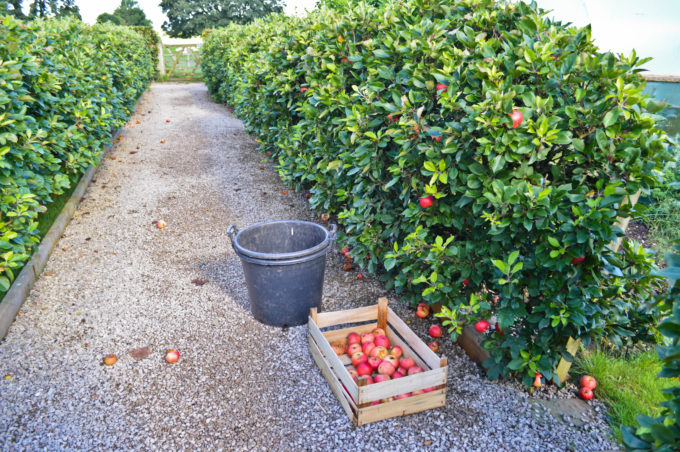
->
[227, 224, 239, 247]
[328, 223, 337, 242]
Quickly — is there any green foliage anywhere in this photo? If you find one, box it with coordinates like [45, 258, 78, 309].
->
[130, 25, 161, 78]
[623, 243, 680, 451]
[160, 0, 284, 38]
[96, 12, 122, 26]
[201, 0, 672, 384]
[0, 15, 153, 292]
[114, 0, 151, 27]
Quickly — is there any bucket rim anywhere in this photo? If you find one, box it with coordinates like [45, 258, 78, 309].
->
[229, 219, 335, 261]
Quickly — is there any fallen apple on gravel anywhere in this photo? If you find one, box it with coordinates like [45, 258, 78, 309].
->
[160, 139, 165, 143]
[165, 350, 180, 363]
[103, 354, 117, 366]
[428, 341, 439, 353]
[156, 220, 167, 229]
[429, 325, 442, 338]
[416, 302, 430, 319]
[341, 247, 350, 256]
[356, 273, 363, 280]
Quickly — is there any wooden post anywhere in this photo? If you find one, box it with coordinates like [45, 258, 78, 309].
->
[157, 42, 165, 76]
[556, 337, 581, 384]
[377, 298, 388, 331]
[609, 190, 642, 252]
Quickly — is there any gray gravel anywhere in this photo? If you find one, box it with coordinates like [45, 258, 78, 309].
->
[0, 83, 619, 451]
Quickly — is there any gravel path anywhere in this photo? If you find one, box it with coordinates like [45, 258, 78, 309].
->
[0, 83, 619, 451]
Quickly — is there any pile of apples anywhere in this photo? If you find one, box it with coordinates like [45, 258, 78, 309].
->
[331, 327, 435, 404]
[578, 375, 597, 400]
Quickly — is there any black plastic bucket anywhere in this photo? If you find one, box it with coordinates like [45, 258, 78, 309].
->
[227, 220, 336, 327]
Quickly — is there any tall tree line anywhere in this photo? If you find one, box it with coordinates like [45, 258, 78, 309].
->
[1, 0, 81, 19]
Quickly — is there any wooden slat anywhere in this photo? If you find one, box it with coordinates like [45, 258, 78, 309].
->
[386, 325, 429, 371]
[387, 307, 441, 369]
[308, 335, 358, 420]
[357, 366, 447, 404]
[556, 337, 581, 384]
[377, 298, 388, 331]
[308, 317, 357, 400]
[322, 323, 377, 344]
[356, 389, 447, 426]
[315, 305, 378, 328]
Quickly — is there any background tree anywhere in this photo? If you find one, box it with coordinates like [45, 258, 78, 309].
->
[55, 0, 80, 19]
[113, 0, 151, 26]
[160, 0, 285, 38]
[0, 0, 24, 18]
[96, 12, 122, 25]
[21, 0, 80, 19]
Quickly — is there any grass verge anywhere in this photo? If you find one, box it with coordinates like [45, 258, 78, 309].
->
[574, 348, 677, 444]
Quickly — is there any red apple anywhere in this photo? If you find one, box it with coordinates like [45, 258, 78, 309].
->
[428, 341, 439, 353]
[347, 368, 358, 381]
[399, 358, 415, 370]
[373, 374, 391, 383]
[357, 273, 364, 280]
[423, 386, 436, 393]
[165, 349, 180, 363]
[382, 397, 394, 403]
[347, 343, 362, 356]
[372, 327, 386, 336]
[533, 373, 542, 388]
[495, 323, 505, 335]
[389, 346, 403, 359]
[383, 355, 399, 368]
[579, 387, 594, 400]
[509, 109, 523, 129]
[362, 341, 375, 356]
[429, 325, 443, 338]
[387, 114, 399, 123]
[370, 400, 381, 406]
[431, 136, 441, 142]
[571, 256, 585, 265]
[300, 87, 308, 93]
[580, 375, 597, 390]
[436, 83, 448, 92]
[411, 389, 425, 396]
[361, 333, 375, 345]
[363, 375, 374, 385]
[351, 352, 368, 367]
[369, 346, 388, 359]
[341, 57, 348, 63]
[368, 356, 382, 370]
[356, 362, 372, 377]
[463, 278, 469, 287]
[419, 196, 434, 208]
[341, 247, 350, 256]
[397, 367, 408, 375]
[374, 335, 390, 349]
[156, 220, 167, 229]
[407, 366, 424, 376]
[416, 302, 430, 318]
[347, 332, 361, 345]
[331, 340, 347, 356]
[396, 392, 411, 399]
[378, 361, 396, 376]
[474, 320, 490, 333]
[392, 371, 404, 379]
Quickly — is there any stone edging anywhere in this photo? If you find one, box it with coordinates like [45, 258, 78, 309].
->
[0, 139, 117, 341]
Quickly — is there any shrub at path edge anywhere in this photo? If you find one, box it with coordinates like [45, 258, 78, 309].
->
[0, 16, 154, 292]
[201, 0, 672, 385]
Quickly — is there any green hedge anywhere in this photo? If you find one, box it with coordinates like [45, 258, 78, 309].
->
[201, 0, 672, 385]
[0, 16, 154, 291]
[130, 25, 160, 77]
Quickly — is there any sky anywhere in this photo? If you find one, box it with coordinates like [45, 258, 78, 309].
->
[74, 0, 678, 75]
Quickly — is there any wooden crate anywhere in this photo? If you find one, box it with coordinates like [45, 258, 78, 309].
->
[308, 298, 448, 426]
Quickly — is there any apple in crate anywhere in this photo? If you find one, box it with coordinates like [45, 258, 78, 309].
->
[361, 333, 375, 345]
[347, 332, 361, 345]
[399, 358, 415, 370]
[374, 335, 391, 349]
[347, 343, 362, 355]
[378, 361, 396, 376]
[362, 342, 375, 356]
[369, 346, 388, 359]
[356, 362, 373, 377]
[368, 356, 382, 370]
[373, 374, 391, 383]
[351, 352, 368, 367]
[407, 366, 424, 376]
[383, 355, 399, 368]
[372, 327, 386, 336]
[389, 346, 403, 359]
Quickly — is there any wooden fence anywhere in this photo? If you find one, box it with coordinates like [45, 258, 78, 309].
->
[158, 43, 202, 81]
